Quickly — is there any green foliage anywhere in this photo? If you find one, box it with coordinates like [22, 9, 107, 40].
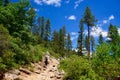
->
[0, 0, 3, 6]
[77, 19, 84, 56]
[108, 24, 120, 58]
[0, 24, 11, 55]
[82, 6, 97, 60]
[98, 33, 104, 44]
[41, 16, 45, 40]
[83, 7, 96, 26]
[66, 33, 72, 52]
[84, 35, 88, 50]
[60, 55, 102, 80]
[0, 57, 6, 72]
[3, 0, 9, 6]
[2, 50, 18, 69]
[92, 43, 120, 79]
[90, 35, 95, 52]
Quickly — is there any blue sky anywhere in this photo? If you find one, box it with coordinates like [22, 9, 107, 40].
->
[31, 0, 120, 48]
[13, 0, 120, 48]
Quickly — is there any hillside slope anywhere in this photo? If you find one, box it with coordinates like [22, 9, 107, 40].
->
[3, 56, 64, 80]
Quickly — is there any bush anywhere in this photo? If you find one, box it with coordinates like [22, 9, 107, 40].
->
[2, 50, 18, 69]
[59, 55, 102, 80]
[92, 43, 120, 79]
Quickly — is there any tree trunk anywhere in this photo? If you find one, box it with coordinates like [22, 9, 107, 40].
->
[88, 25, 90, 61]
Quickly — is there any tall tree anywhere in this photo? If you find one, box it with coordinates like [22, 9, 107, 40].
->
[78, 19, 84, 56]
[44, 19, 51, 47]
[108, 24, 120, 57]
[108, 24, 119, 44]
[98, 32, 103, 44]
[4, 0, 9, 6]
[85, 35, 88, 51]
[0, 0, 3, 6]
[90, 35, 95, 53]
[41, 16, 45, 40]
[66, 33, 72, 57]
[44, 19, 51, 41]
[52, 30, 59, 53]
[37, 17, 41, 35]
[59, 26, 66, 56]
[27, 7, 36, 32]
[83, 7, 96, 60]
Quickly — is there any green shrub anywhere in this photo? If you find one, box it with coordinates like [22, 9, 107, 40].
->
[2, 50, 18, 69]
[92, 43, 120, 79]
[59, 55, 103, 80]
[0, 57, 6, 72]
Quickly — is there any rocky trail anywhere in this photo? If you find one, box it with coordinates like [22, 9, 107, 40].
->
[3, 56, 64, 80]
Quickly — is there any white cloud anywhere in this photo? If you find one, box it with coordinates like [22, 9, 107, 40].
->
[103, 20, 108, 24]
[74, 0, 84, 9]
[34, 0, 42, 5]
[34, 0, 61, 7]
[68, 15, 76, 20]
[65, 0, 70, 3]
[109, 15, 115, 20]
[34, 8, 39, 12]
[90, 15, 115, 38]
[71, 32, 78, 35]
[118, 28, 120, 35]
[71, 35, 78, 41]
[91, 26, 108, 37]
[102, 15, 115, 24]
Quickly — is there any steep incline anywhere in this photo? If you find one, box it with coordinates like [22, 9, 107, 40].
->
[4, 56, 64, 80]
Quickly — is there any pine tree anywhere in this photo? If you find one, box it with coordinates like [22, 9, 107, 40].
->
[90, 35, 95, 53]
[83, 7, 96, 60]
[37, 17, 41, 35]
[59, 26, 66, 56]
[41, 16, 45, 40]
[66, 33, 72, 57]
[85, 35, 88, 51]
[44, 19, 51, 41]
[108, 24, 120, 57]
[98, 32, 103, 44]
[4, 0, 9, 6]
[78, 19, 84, 56]
[0, 0, 3, 6]
[28, 8, 36, 32]
[44, 19, 51, 47]
[108, 24, 119, 44]
[52, 30, 59, 53]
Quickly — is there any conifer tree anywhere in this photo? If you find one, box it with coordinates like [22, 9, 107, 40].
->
[52, 30, 59, 53]
[83, 7, 96, 60]
[78, 19, 84, 56]
[28, 8, 36, 32]
[4, 0, 9, 6]
[44, 19, 51, 47]
[66, 33, 72, 56]
[37, 17, 41, 35]
[98, 32, 103, 44]
[0, 0, 3, 6]
[58, 26, 66, 56]
[108, 24, 119, 44]
[90, 35, 95, 53]
[41, 16, 45, 40]
[108, 24, 120, 57]
[85, 35, 88, 51]
[44, 19, 51, 41]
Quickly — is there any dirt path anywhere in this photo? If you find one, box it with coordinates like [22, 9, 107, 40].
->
[4, 56, 64, 80]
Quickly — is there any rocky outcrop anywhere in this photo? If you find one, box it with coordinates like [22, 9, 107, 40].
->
[3, 55, 64, 80]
